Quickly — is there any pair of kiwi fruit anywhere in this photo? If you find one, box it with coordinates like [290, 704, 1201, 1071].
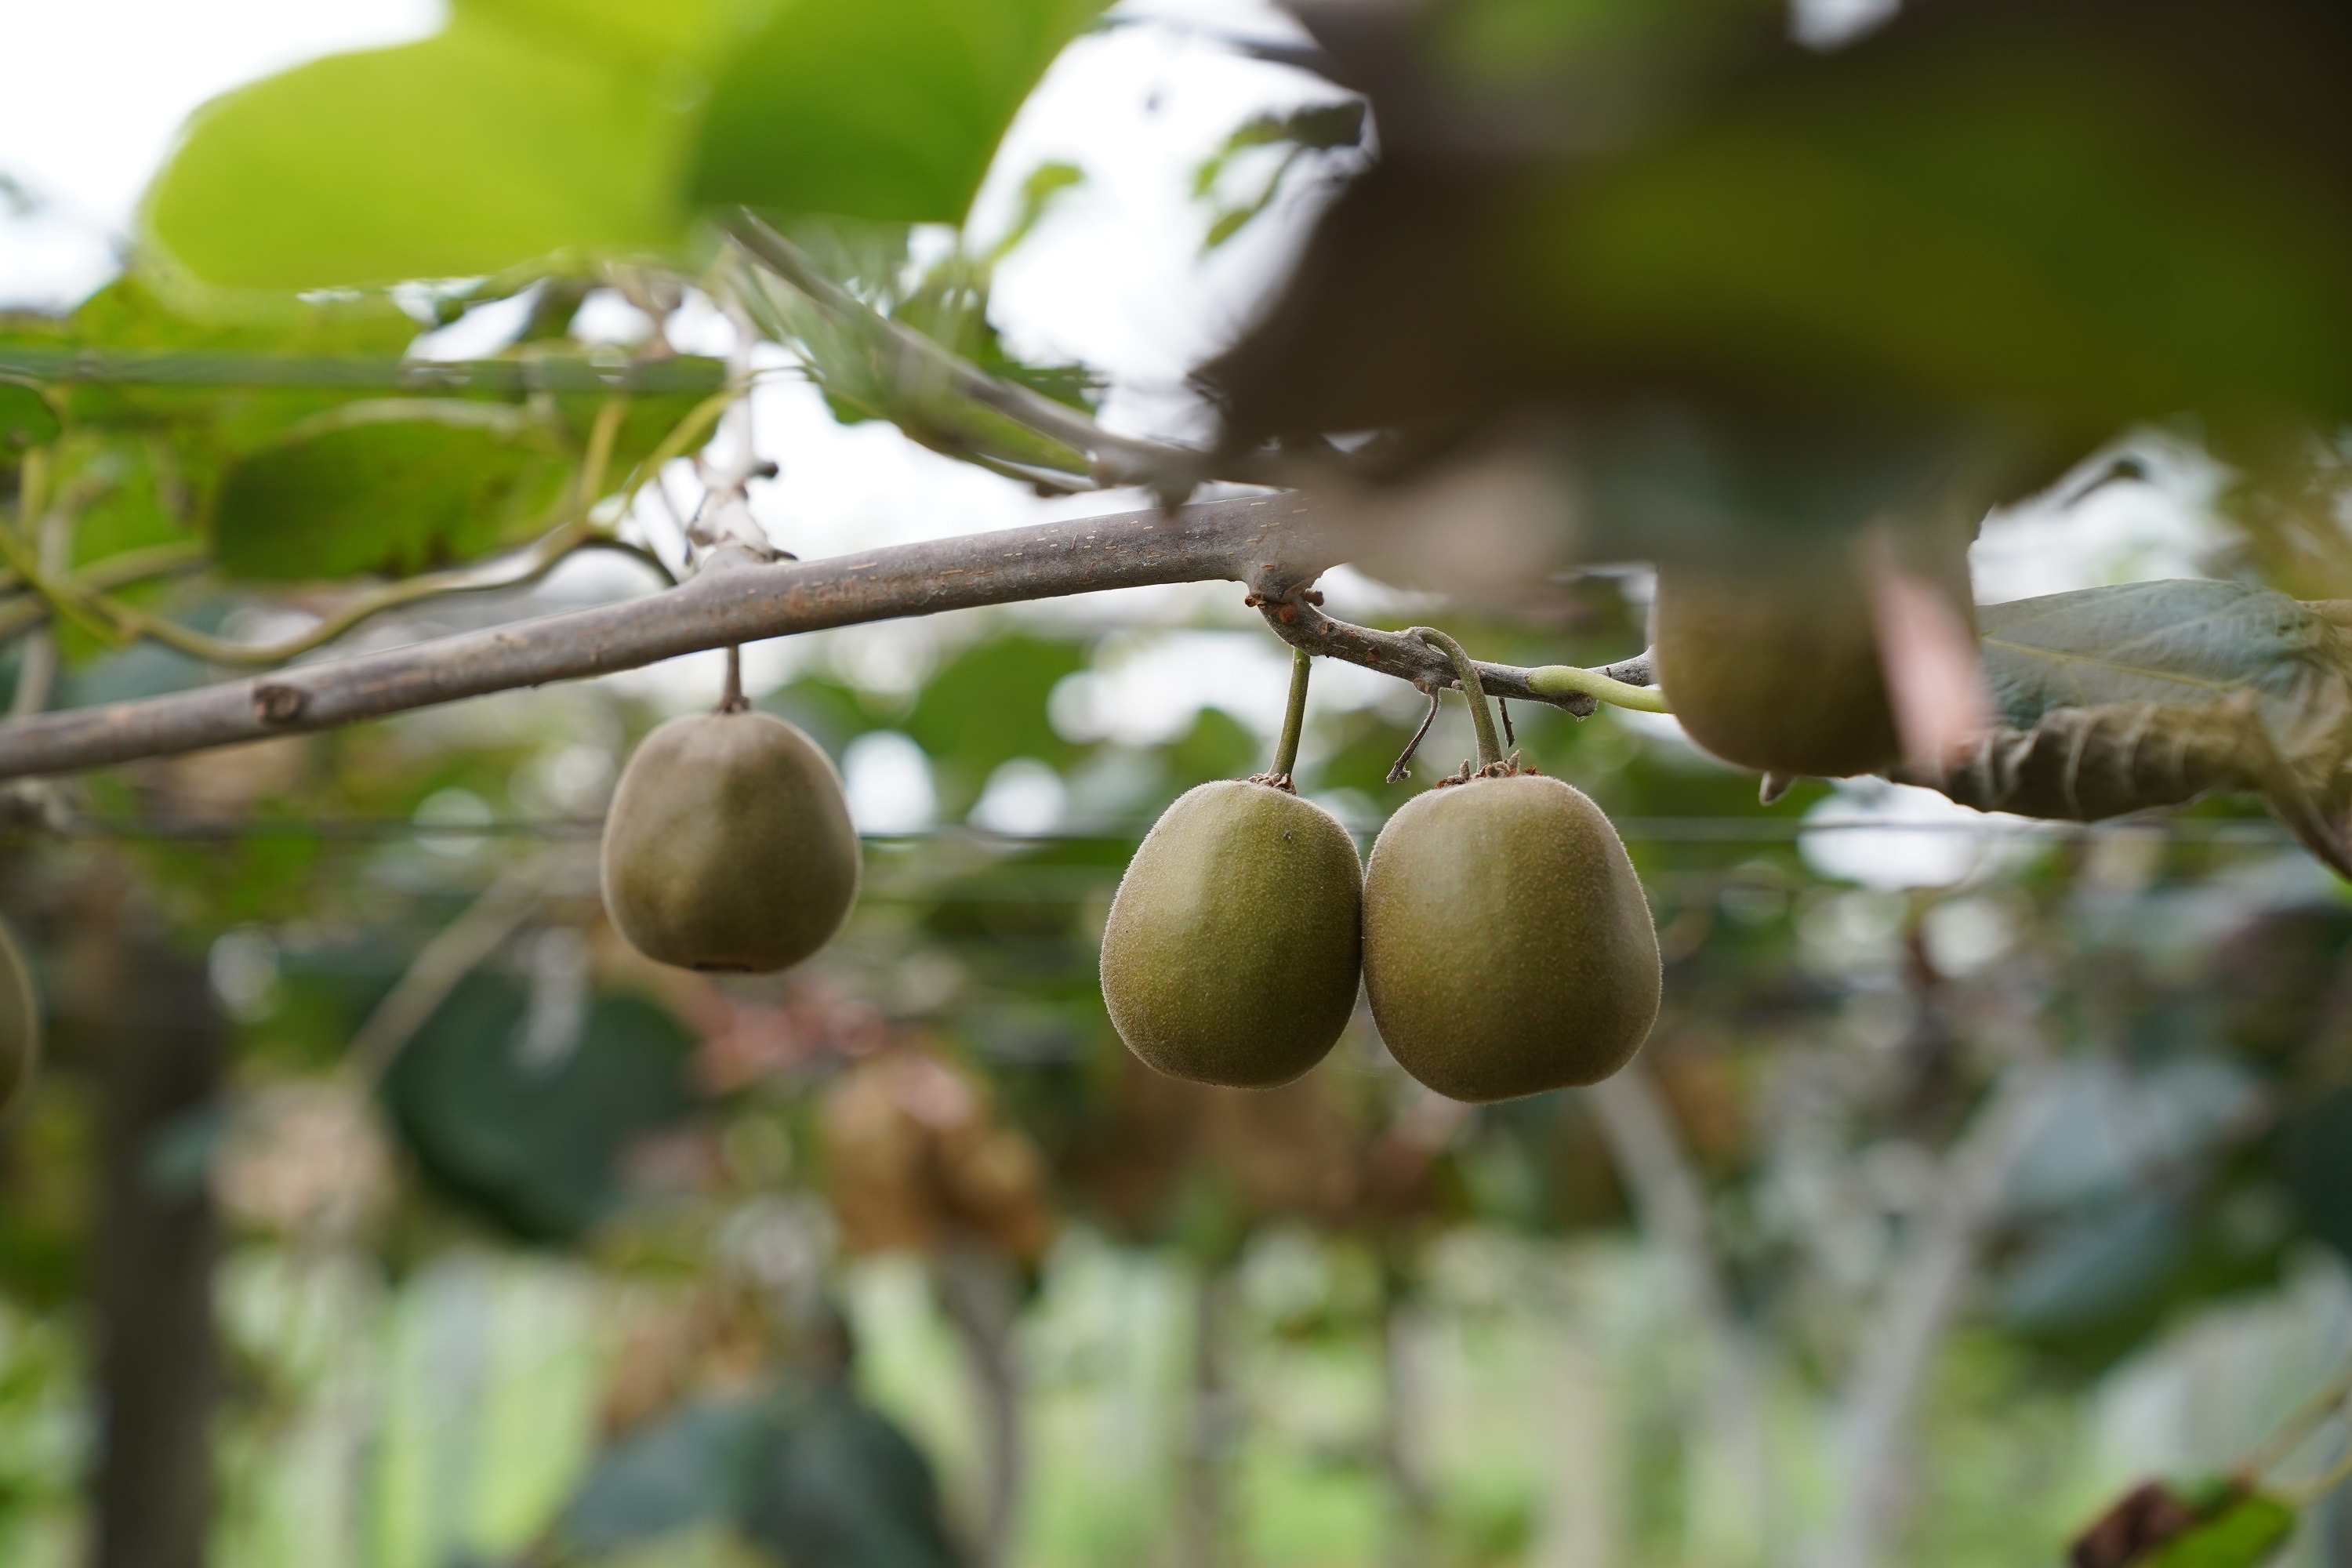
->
[1099, 637, 1661, 1103]
[601, 669, 860, 975]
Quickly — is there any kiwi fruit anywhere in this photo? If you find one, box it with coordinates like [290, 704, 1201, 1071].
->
[0, 916, 38, 1116]
[1653, 526, 1975, 779]
[1363, 773, 1658, 1102]
[601, 709, 860, 972]
[1100, 779, 1363, 1089]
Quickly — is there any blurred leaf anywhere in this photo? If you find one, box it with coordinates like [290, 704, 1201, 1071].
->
[145, 1, 724, 289]
[904, 634, 1087, 812]
[1192, 100, 1366, 252]
[2148, 1493, 2297, 1568]
[1540, 1, 2352, 434]
[1914, 582, 2352, 875]
[739, 1377, 964, 1568]
[2281, 1086, 2352, 1262]
[690, 0, 1109, 225]
[383, 974, 702, 1242]
[984, 161, 1085, 265]
[2071, 1480, 2295, 1568]
[1203, 0, 2352, 491]
[0, 381, 58, 455]
[562, 1399, 767, 1555]
[214, 401, 572, 579]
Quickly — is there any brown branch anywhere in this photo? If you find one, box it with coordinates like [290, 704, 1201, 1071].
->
[0, 494, 1660, 781]
[1256, 597, 1654, 718]
[0, 495, 1329, 779]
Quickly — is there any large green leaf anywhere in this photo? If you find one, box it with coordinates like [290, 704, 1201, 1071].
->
[1912, 581, 2352, 874]
[213, 402, 572, 580]
[143, 2, 722, 289]
[690, 0, 1109, 224]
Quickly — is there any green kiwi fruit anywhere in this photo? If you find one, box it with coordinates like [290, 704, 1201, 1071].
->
[601, 709, 860, 972]
[0, 916, 38, 1116]
[1362, 774, 1658, 1101]
[1652, 528, 1975, 779]
[1100, 779, 1363, 1089]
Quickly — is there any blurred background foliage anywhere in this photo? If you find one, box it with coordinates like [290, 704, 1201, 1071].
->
[5, 1, 2352, 1566]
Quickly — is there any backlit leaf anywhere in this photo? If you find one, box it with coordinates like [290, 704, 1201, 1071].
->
[144, 2, 722, 289]
[213, 402, 572, 580]
[0, 380, 59, 455]
[690, 0, 1109, 224]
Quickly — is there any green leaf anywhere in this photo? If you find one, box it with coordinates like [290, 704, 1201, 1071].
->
[1911, 581, 2352, 874]
[1977, 581, 2343, 735]
[144, 2, 724, 289]
[382, 974, 702, 1243]
[0, 380, 59, 455]
[212, 402, 572, 580]
[1544, 16, 2352, 432]
[690, 0, 1109, 224]
[561, 1400, 768, 1555]
[903, 633, 1088, 813]
[2146, 1493, 2297, 1568]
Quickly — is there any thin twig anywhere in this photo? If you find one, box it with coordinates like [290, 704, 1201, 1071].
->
[340, 862, 556, 1089]
[1386, 689, 1442, 783]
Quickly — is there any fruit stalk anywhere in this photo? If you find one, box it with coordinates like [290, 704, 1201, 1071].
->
[721, 644, 746, 713]
[1410, 627, 1501, 770]
[1270, 645, 1311, 786]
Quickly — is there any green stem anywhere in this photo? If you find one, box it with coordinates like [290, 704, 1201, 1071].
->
[1526, 664, 1672, 713]
[1270, 645, 1310, 783]
[1410, 628, 1501, 770]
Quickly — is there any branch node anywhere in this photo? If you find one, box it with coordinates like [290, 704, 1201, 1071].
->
[251, 683, 307, 725]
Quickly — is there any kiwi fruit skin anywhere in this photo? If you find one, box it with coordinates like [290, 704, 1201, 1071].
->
[0, 916, 38, 1116]
[601, 710, 860, 973]
[1653, 530, 1975, 779]
[1363, 774, 1658, 1102]
[1100, 780, 1363, 1090]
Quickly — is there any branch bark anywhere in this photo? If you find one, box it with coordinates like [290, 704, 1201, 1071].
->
[0, 496, 1652, 781]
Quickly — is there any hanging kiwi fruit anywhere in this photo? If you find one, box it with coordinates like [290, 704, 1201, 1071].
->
[0, 914, 38, 1116]
[1362, 630, 1660, 1102]
[601, 648, 860, 973]
[1652, 520, 1976, 781]
[1099, 648, 1364, 1089]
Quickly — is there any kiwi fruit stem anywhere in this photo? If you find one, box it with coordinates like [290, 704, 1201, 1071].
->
[720, 644, 747, 714]
[1410, 627, 1501, 769]
[1269, 646, 1311, 785]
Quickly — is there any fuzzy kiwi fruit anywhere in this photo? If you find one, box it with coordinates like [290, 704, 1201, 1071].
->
[1363, 774, 1659, 1102]
[0, 916, 38, 1115]
[1653, 527, 1974, 779]
[601, 709, 859, 972]
[1100, 779, 1363, 1089]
